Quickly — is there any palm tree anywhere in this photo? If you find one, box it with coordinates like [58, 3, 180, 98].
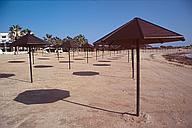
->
[43, 34, 54, 53]
[73, 34, 88, 47]
[63, 36, 72, 49]
[9, 25, 22, 54]
[63, 36, 73, 42]
[9, 24, 22, 41]
[52, 36, 63, 48]
[43, 34, 53, 44]
[53, 37, 62, 47]
[21, 29, 34, 36]
[52, 37, 63, 59]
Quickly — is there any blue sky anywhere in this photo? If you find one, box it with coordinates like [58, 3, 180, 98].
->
[0, 0, 192, 46]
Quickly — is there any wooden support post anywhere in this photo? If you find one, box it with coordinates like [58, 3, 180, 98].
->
[28, 46, 33, 83]
[127, 49, 129, 63]
[95, 49, 97, 60]
[87, 48, 88, 63]
[68, 48, 71, 69]
[14, 46, 16, 55]
[136, 41, 140, 117]
[131, 48, 134, 79]
[57, 49, 59, 61]
[32, 48, 35, 64]
[96, 49, 97, 60]
[102, 49, 104, 59]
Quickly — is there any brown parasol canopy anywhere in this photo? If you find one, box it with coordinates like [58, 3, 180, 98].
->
[11, 34, 47, 47]
[61, 40, 79, 69]
[82, 43, 93, 63]
[95, 17, 184, 46]
[94, 17, 185, 116]
[62, 40, 79, 49]
[11, 34, 48, 83]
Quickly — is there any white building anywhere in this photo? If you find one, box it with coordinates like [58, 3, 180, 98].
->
[0, 32, 11, 43]
[0, 32, 12, 52]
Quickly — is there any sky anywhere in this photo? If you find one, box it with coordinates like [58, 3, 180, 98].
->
[0, 0, 192, 46]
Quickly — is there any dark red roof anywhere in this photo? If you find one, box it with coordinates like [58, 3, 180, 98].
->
[82, 43, 93, 48]
[62, 40, 79, 48]
[12, 34, 47, 47]
[94, 17, 185, 46]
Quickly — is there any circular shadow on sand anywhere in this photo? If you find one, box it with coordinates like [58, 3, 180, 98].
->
[74, 58, 85, 60]
[8, 60, 25, 63]
[56, 56, 65, 58]
[98, 60, 111, 62]
[73, 71, 99, 76]
[59, 61, 74, 63]
[38, 58, 50, 60]
[107, 58, 118, 60]
[0, 73, 15, 79]
[34, 65, 53, 68]
[83, 57, 93, 58]
[93, 64, 111, 66]
[113, 56, 121, 58]
[14, 89, 70, 105]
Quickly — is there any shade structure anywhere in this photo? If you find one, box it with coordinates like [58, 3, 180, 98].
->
[82, 43, 94, 63]
[82, 43, 93, 49]
[62, 40, 79, 69]
[94, 44, 110, 59]
[53, 44, 61, 61]
[62, 40, 79, 49]
[11, 34, 48, 47]
[94, 17, 185, 116]
[95, 17, 184, 45]
[11, 34, 47, 83]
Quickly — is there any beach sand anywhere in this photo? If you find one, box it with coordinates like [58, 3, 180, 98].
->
[0, 49, 192, 128]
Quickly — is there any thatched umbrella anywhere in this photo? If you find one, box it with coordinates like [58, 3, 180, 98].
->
[95, 41, 136, 79]
[11, 34, 48, 83]
[82, 43, 93, 63]
[62, 40, 79, 69]
[93, 44, 102, 60]
[52, 44, 62, 61]
[119, 43, 149, 79]
[94, 43, 109, 60]
[94, 17, 185, 116]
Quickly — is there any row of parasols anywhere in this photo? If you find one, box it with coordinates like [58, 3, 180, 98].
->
[11, 17, 185, 116]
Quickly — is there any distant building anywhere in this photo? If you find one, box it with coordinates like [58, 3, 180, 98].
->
[0, 32, 12, 52]
[0, 32, 11, 43]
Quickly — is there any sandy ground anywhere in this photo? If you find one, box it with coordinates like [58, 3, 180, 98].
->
[0, 49, 192, 128]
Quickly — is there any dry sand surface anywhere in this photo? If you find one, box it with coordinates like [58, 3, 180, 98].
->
[0, 49, 192, 128]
